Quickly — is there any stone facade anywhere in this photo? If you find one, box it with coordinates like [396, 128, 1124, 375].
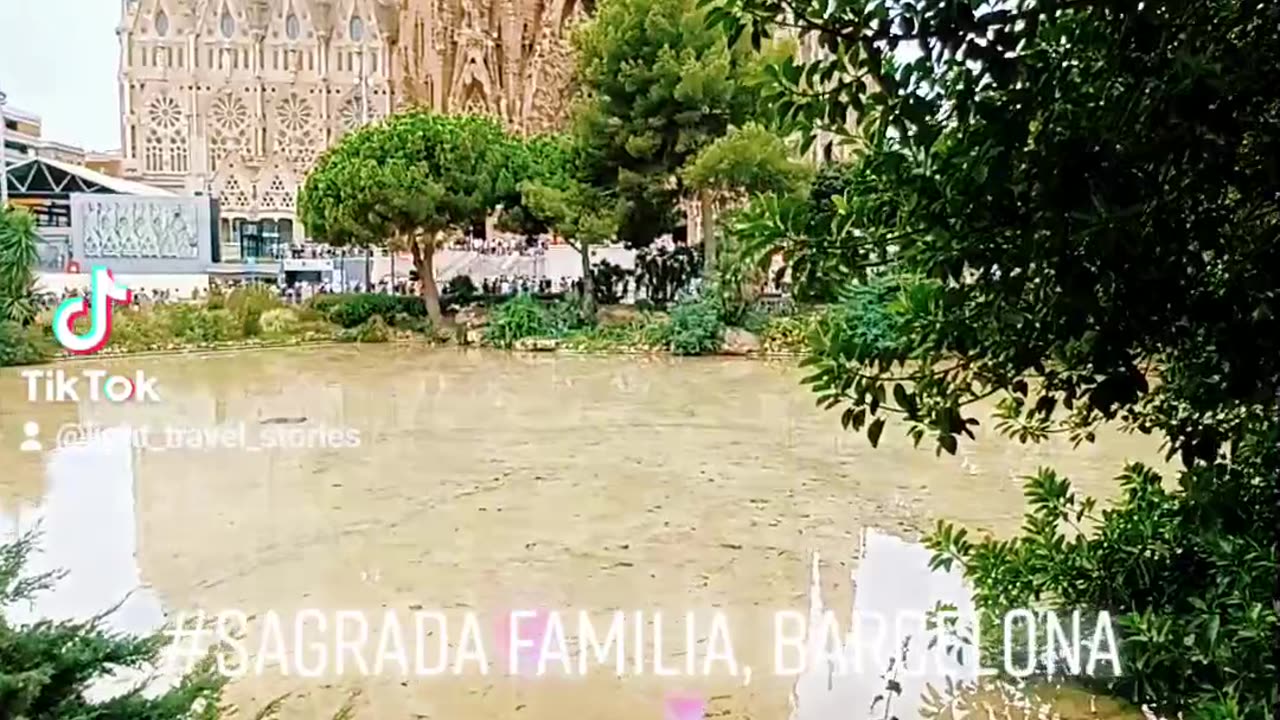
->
[389, 0, 586, 134]
[117, 0, 395, 253]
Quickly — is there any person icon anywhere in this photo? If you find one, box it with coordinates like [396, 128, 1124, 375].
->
[20, 422, 42, 453]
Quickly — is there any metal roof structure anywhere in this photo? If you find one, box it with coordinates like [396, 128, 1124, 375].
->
[4, 156, 176, 199]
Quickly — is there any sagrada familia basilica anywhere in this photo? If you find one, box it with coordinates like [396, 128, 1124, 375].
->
[116, 0, 585, 247]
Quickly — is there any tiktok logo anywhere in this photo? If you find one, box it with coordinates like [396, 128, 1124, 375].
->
[51, 267, 132, 354]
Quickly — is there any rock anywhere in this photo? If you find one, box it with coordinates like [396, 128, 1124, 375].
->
[454, 304, 490, 329]
[721, 328, 762, 355]
[465, 329, 484, 345]
[514, 337, 561, 352]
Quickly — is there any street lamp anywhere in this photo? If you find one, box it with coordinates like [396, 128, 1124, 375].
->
[0, 89, 9, 208]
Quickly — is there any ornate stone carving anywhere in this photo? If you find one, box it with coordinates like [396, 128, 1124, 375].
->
[77, 198, 201, 260]
[392, 0, 585, 133]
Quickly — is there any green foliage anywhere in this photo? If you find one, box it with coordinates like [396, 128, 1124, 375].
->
[759, 309, 821, 354]
[165, 306, 239, 345]
[560, 313, 673, 352]
[572, 0, 771, 244]
[725, 161, 889, 303]
[224, 284, 280, 338]
[0, 208, 40, 325]
[483, 294, 553, 349]
[544, 295, 594, 336]
[928, 424, 1277, 717]
[0, 531, 226, 719]
[338, 315, 392, 343]
[299, 111, 521, 246]
[717, 0, 1280, 713]
[0, 321, 52, 366]
[259, 308, 300, 335]
[323, 294, 427, 329]
[443, 275, 479, 304]
[681, 122, 812, 198]
[667, 290, 725, 355]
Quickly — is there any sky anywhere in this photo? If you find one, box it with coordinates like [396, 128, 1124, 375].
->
[0, 0, 122, 152]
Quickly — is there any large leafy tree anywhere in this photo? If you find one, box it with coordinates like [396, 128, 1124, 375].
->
[571, 0, 772, 249]
[680, 122, 811, 276]
[710, 0, 1279, 715]
[298, 111, 521, 326]
[512, 133, 622, 320]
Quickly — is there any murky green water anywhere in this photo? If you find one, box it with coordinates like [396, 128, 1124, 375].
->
[0, 346, 1159, 719]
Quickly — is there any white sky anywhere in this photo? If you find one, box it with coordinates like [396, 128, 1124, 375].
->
[0, 0, 122, 152]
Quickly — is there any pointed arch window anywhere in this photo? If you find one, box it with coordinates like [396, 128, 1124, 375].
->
[220, 9, 235, 38]
[286, 13, 301, 40]
[155, 9, 169, 36]
[349, 16, 365, 42]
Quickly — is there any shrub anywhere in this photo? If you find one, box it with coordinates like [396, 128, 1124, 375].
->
[545, 294, 592, 336]
[324, 293, 426, 328]
[165, 306, 238, 344]
[483, 293, 551, 349]
[108, 307, 172, 352]
[226, 285, 280, 338]
[0, 321, 52, 366]
[259, 307, 300, 335]
[760, 309, 821, 354]
[668, 291, 724, 356]
[338, 315, 391, 343]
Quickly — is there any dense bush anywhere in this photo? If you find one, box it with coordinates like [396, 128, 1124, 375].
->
[667, 290, 724, 356]
[225, 285, 281, 338]
[320, 294, 427, 329]
[560, 313, 672, 352]
[483, 293, 552, 349]
[165, 305, 239, 344]
[338, 315, 392, 343]
[0, 321, 52, 366]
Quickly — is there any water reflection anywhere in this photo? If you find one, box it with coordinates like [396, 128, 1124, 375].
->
[791, 528, 978, 720]
[0, 426, 166, 636]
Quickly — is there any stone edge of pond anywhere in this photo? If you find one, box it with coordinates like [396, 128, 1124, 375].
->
[42, 339, 805, 363]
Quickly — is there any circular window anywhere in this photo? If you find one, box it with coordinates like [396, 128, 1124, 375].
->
[155, 10, 169, 36]
[220, 10, 235, 38]
[349, 15, 364, 41]
[286, 13, 300, 39]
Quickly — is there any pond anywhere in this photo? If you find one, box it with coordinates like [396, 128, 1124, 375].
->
[0, 346, 1159, 719]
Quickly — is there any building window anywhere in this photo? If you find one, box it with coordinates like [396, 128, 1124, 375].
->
[155, 10, 169, 36]
[286, 13, 300, 40]
[220, 10, 235, 39]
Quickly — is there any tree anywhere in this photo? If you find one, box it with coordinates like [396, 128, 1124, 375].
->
[709, 0, 1279, 715]
[680, 122, 811, 276]
[299, 111, 520, 327]
[571, 0, 771, 249]
[512, 133, 622, 320]
[0, 207, 40, 325]
[0, 531, 225, 719]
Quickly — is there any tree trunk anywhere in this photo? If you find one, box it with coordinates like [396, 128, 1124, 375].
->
[409, 235, 443, 328]
[577, 239, 596, 322]
[699, 189, 718, 279]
